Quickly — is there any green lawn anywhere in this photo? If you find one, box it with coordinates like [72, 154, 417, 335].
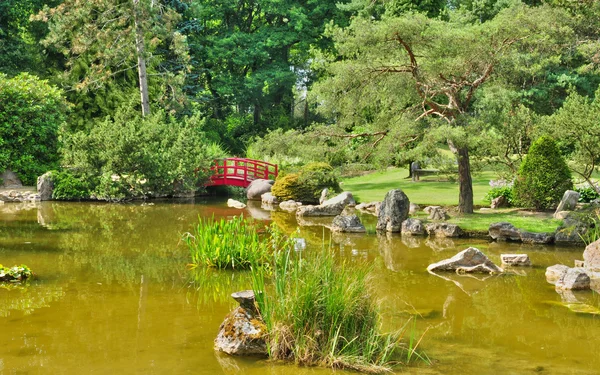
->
[341, 167, 496, 206]
[448, 210, 561, 233]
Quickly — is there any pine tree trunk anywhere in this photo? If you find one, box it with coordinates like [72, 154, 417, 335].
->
[456, 146, 474, 213]
[133, 0, 150, 117]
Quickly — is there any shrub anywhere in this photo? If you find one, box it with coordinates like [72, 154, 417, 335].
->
[183, 215, 294, 270]
[575, 185, 600, 203]
[0, 73, 67, 185]
[52, 170, 97, 200]
[0, 264, 33, 282]
[484, 186, 514, 206]
[271, 162, 340, 203]
[251, 248, 424, 372]
[513, 136, 573, 209]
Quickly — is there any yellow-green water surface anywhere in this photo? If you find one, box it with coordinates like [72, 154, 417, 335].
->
[0, 200, 598, 375]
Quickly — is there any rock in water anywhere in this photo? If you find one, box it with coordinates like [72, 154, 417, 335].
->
[489, 222, 521, 241]
[296, 192, 355, 217]
[425, 223, 463, 238]
[427, 247, 503, 274]
[402, 218, 424, 235]
[330, 214, 366, 233]
[246, 179, 274, 200]
[545, 264, 569, 285]
[227, 199, 246, 209]
[501, 254, 531, 266]
[261, 192, 279, 205]
[279, 200, 301, 212]
[520, 231, 554, 244]
[555, 268, 591, 290]
[554, 190, 580, 218]
[583, 238, 600, 272]
[376, 189, 410, 232]
[215, 290, 267, 356]
[37, 172, 55, 201]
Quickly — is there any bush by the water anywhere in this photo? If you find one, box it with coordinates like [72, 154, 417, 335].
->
[251, 249, 424, 373]
[271, 162, 340, 203]
[52, 170, 97, 200]
[0, 264, 32, 282]
[184, 215, 294, 270]
[513, 136, 573, 209]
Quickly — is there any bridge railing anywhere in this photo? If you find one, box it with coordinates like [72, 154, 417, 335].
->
[208, 158, 278, 187]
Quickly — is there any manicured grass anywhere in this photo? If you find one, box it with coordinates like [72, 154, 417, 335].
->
[341, 167, 495, 206]
[446, 210, 562, 233]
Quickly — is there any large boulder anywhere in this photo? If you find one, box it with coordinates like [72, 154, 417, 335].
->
[246, 179, 274, 200]
[297, 192, 355, 217]
[520, 231, 554, 244]
[402, 218, 424, 235]
[37, 172, 55, 201]
[583, 238, 600, 272]
[554, 190, 580, 218]
[215, 291, 267, 356]
[425, 223, 463, 238]
[555, 268, 591, 290]
[330, 214, 366, 233]
[489, 222, 521, 241]
[376, 189, 410, 232]
[0, 170, 22, 188]
[227, 199, 246, 209]
[545, 264, 569, 285]
[424, 206, 448, 220]
[427, 247, 503, 274]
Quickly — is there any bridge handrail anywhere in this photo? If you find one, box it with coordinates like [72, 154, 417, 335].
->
[208, 158, 278, 187]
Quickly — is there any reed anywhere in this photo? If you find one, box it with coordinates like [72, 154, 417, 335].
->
[251, 247, 426, 373]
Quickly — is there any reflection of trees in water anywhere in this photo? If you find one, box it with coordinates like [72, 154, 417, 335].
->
[0, 282, 64, 317]
[189, 268, 253, 307]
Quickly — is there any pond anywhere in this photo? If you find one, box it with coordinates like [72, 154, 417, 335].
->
[0, 200, 597, 374]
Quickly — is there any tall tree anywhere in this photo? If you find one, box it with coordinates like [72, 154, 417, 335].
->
[313, 4, 574, 213]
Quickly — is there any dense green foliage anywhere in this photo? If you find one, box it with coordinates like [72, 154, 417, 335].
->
[51, 170, 96, 200]
[514, 136, 573, 209]
[184, 215, 294, 270]
[271, 162, 340, 203]
[575, 185, 600, 203]
[484, 186, 515, 207]
[252, 248, 413, 373]
[0, 73, 66, 185]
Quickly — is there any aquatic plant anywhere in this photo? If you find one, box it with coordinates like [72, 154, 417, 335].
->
[184, 215, 295, 270]
[0, 264, 33, 282]
[251, 248, 427, 373]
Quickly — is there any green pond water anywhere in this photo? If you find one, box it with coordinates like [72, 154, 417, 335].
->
[0, 199, 598, 375]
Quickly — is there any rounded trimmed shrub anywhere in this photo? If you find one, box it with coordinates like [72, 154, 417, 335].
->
[271, 163, 340, 203]
[514, 136, 573, 209]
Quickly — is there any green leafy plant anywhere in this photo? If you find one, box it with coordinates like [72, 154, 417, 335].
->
[52, 170, 97, 200]
[575, 186, 600, 203]
[484, 186, 514, 206]
[0, 264, 33, 282]
[513, 136, 573, 209]
[271, 162, 340, 203]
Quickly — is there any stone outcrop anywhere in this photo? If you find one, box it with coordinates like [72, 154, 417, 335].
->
[261, 192, 279, 205]
[409, 203, 420, 215]
[425, 223, 463, 238]
[330, 214, 366, 233]
[246, 179, 274, 200]
[215, 290, 267, 356]
[545, 264, 569, 284]
[227, 199, 246, 209]
[491, 196, 508, 209]
[424, 206, 448, 220]
[0, 170, 22, 188]
[376, 189, 410, 232]
[0, 190, 40, 203]
[489, 222, 521, 241]
[279, 200, 301, 212]
[355, 201, 379, 216]
[583, 238, 600, 272]
[554, 190, 580, 218]
[401, 218, 424, 235]
[296, 192, 355, 217]
[37, 172, 54, 201]
[427, 247, 503, 274]
[520, 231, 554, 244]
[500, 254, 531, 266]
[555, 268, 591, 290]
[319, 188, 329, 205]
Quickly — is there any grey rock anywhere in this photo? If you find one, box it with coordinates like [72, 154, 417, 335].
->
[0, 170, 22, 188]
[401, 218, 424, 235]
[246, 179, 274, 200]
[555, 225, 587, 244]
[296, 192, 355, 217]
[546, 264, 569, 285]
[319, 188, 329, 205]
[37, 172, 55, 201]
[261, 192, 279, 205]
[409, 203, 420, 215]
[279, 200, 301, 212]
[555, 268, 591, 290]
[520, 231, 554, 244]
[427, 247, 503, 274]
[554, 211, 570, 220]
[330, 214, 366, 233]
[554, 190, 580, 217]
[376, 189, 410, 232]
[489, 222, 521, 241]
[583, 238, 600, 272]
[425, 223, 463, 238]
[425, 206, 448, 220]
[491, 196, 508, 209]
[500, 254, 531, 266]
[231, 290, 257, 311]
[227, 199, 246, 209]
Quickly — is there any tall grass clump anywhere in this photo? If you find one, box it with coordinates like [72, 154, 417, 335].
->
[184, 214, 287, 270]
[251, 248, 425, 373]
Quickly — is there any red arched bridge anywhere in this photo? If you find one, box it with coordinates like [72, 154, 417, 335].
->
[206, 158, 278, 188]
